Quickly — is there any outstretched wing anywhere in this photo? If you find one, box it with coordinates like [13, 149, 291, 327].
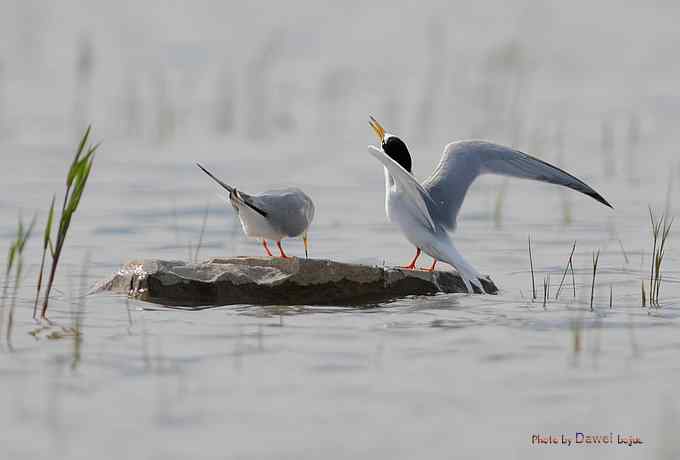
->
[422, 140, 612, 230]
[368, 145, 437, 231]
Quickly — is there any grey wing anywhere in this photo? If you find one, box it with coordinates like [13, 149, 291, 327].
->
[422, 140, 612, 230]
[248, 188, 315, 237]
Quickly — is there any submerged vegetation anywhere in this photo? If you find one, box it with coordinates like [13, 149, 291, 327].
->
[34, 126, 98, 320]
[526, 241, 623, 312]
[1, 215, 36, 348]
[527, 205, 674, 312]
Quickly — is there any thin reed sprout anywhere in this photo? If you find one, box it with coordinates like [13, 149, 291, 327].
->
[193, 204, 210, 263]
[36, 126, 98, 320]
[617, 238, 630, 264]
[528, 235, 536, 300]
[555, 241, 576, 300]
[33, 195, 55, 319]
[569, 252, 576, 298]
[590, 250, 600, 311]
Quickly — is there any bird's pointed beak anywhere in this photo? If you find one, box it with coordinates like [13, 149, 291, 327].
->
[303, 232, 309, 259]
[369, 116, 385, 144]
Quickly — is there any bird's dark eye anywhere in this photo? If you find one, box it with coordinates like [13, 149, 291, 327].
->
[382, 136, 412, 173]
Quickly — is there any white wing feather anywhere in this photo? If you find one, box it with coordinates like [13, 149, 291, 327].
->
[367, 146, 437, 231]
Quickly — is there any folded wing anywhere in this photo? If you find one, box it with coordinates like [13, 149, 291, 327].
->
[248, 188, 315, 237]
[422, 140, 612, 230]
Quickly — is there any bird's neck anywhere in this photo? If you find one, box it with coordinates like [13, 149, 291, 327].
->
[383, 166, 395, 192]
[383, 166, 394, 219]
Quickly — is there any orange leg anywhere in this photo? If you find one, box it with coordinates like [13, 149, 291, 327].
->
[262, 240, 273, 257]
[401, 248, 421, 270]
[276, 240, 290, 259]
[421, 259, 437, 272]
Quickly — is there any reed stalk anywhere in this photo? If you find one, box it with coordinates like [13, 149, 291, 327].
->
[590, 250, 600, 311]
[528, 235, 536, 300]
[37, 126, 98, 319]
[555, 241, 576, 300]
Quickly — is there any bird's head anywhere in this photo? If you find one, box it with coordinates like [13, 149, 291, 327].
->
[369, 116, 412, 173]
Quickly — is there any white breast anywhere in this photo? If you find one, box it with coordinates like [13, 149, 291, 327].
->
[235, 202, 284, 241]
[384, 167, 442, 254]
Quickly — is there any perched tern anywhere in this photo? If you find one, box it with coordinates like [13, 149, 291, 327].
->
[196, 163, 315, 258]
[367, 116, 612, 293]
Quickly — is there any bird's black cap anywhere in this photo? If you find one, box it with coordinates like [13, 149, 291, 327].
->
[383, 136, 412, 173]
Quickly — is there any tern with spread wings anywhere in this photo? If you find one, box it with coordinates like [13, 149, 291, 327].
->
[367, 116, 612, 293]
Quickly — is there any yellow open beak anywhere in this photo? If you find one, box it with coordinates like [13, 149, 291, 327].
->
[369, 116, 385, 144]
[303, 233, 309, 259]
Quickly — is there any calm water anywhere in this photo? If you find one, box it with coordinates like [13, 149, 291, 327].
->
[2, 1, 680, 458]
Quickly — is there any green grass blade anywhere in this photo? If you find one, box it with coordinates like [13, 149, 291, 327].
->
[43, 195, 56, 248]
[6, 244, 16, 275]
[67, 126, 91, 186]
[40, 126, 99, 319]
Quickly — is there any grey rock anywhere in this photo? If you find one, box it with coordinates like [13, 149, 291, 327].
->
[94, 257, 498, 307]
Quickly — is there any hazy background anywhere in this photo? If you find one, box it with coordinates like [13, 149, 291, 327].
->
[1, 1, 680, 459]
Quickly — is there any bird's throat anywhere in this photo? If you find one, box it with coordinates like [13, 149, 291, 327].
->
[383, 166, 395, 191]
[383, 166, 395, 219]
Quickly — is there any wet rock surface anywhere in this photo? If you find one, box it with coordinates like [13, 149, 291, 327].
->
[94, 257, 498, 307]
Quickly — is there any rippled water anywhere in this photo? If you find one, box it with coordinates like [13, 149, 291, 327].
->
[2, 1, 680, 458]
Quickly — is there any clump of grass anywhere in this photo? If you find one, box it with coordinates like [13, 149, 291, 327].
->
[1, 215, 36, 347]
[590, 250, 600, 311]
[35, 126, 98, 320]
[647, 207, 673, 307]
